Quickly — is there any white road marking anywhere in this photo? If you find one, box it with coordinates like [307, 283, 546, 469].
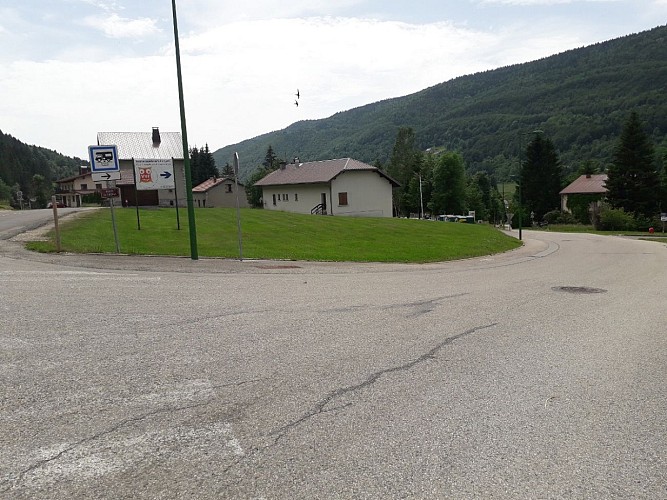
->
[7, 421, 244, 489]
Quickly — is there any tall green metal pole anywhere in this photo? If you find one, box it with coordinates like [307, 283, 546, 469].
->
[171, 0, 198, 260]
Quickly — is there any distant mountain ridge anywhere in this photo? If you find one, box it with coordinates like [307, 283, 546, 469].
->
[213, 24, 667, 180]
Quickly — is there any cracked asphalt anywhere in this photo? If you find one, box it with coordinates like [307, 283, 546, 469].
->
[1, 218, 667, 499]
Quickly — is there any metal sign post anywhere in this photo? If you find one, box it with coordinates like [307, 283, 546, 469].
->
[233, 152, 244, 261]
[107, 181, 121, 253]
[89, 145, 121, 252]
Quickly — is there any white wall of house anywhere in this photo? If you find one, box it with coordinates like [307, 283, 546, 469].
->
[260, 170, 394, 217]
[331, 170, 393, 217]
[262, 183, 329, 214]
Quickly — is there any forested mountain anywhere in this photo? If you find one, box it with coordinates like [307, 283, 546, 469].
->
[213, 25, 667, 181]
[0, 130, 86, 192]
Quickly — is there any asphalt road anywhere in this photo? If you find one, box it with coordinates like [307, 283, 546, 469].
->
[1, 224, 666, 499]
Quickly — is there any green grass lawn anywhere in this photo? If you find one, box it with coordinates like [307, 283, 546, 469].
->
[26, 208, 522, 263]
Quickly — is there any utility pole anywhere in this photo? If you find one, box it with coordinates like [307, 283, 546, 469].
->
[171, 0, 198, 260]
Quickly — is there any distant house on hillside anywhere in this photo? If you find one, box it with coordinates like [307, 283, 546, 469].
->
[254, 158, 400, 217]
[192, 177, 249, 208]
[54, 167, 96, 207]
[97, 128, 186, 207]
[559, 173, 608, 212]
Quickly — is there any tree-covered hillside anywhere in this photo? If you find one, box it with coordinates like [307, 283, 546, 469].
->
[213, 25, 667, 181]
[0, 130, 86, 193]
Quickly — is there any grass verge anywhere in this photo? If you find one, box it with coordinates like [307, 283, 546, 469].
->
[26, 208, 522, 263]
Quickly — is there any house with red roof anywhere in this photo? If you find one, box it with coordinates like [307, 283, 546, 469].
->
[559, 174, 608, 212]
[254, 158, 400, 217]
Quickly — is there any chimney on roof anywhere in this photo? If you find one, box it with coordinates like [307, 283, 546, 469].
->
[586, 173, 592, 178]
[292, 156, 299, 164]
[279, 161, 287, 170]
[80, 165, 90, 175]
[152, 127, 161, 146]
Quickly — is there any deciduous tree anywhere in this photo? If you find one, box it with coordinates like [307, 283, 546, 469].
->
[430, 152, 466, 215]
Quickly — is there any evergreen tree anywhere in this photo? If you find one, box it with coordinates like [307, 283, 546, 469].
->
[221, 162, 235, 178]
[189, 146, 201, 186]
[199, 144, 219, 181]
[0, 177, 12, 202]
[605, 112, 659, 218]
[246, 146, 282, 208]
[518, 134, 563, 221]
[31, 174, 50, 208]
[430, 152, 466, 215]
[467, 172, 492, 220]
[263, 145, 278, 170]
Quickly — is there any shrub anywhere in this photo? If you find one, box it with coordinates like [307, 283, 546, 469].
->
[543, 210, 578, 225]
[598, 206, 635, 231]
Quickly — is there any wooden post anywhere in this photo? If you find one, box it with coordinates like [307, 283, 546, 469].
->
[51, 196, 61, 253]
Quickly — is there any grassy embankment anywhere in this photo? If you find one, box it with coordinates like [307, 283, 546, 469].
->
[26, 207, 522, 263]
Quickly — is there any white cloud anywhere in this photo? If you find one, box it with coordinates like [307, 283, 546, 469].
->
[178, 0, 365, 25]
[1, 15, 593, 157]
[478, 0, 615, 4]
[83, 13, 160, 38]
[1, 0, 664, 158]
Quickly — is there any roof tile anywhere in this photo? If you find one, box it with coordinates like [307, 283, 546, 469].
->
[560, 174, 608, 195]
[254, 158, 399, 187]
[97, 131, 184, 160]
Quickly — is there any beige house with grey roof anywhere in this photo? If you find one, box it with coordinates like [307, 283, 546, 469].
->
[254, 158, 399, 217]
[97, 128, 187, 207]
[192, 177, 250, 208]
[559, 173, 608, 212]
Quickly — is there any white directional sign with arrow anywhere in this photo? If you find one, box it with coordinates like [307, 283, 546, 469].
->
[134, 159, 175, 190]
[89, 145, 121, 182]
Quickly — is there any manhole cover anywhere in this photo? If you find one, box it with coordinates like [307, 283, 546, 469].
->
[552, 286, 607, 294]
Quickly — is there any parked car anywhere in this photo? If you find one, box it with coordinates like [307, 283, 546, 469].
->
[47, 201, 66, 208]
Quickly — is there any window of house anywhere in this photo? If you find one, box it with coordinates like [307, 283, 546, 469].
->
[95, 183, 102, 190]
[272, 194, 277, 205]
[283, 194, 289, 201]
[225, 184, 232, 193]
[295, 193, 298, 202]
[338, 192, 348, 206]
[81, 183, 87, 190]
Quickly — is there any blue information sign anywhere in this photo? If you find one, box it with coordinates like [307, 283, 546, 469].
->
[88, 145, 120, 173]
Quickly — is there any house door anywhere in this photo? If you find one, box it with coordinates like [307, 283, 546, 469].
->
[320, 193, 327, 210]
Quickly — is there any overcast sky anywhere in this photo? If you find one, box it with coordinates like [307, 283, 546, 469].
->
[1, 1, 666, 160]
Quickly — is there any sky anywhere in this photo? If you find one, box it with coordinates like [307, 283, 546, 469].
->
[1, 1, 666, 161]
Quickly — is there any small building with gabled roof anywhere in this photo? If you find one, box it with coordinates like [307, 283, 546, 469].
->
[254, 158, 400, 217]
[97, 128, 186, 207]
[559, 173, 608, 212]
[192, 177, 250, 208]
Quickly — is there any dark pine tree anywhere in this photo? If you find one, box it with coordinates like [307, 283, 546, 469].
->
[220, 162, 235, 178]
[518, 134, 563, 221]
[189, 146, 201, 186]
[605, 112, 659, 218]
[199, 144, 219, 182]
[263, 145, 278, 170]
